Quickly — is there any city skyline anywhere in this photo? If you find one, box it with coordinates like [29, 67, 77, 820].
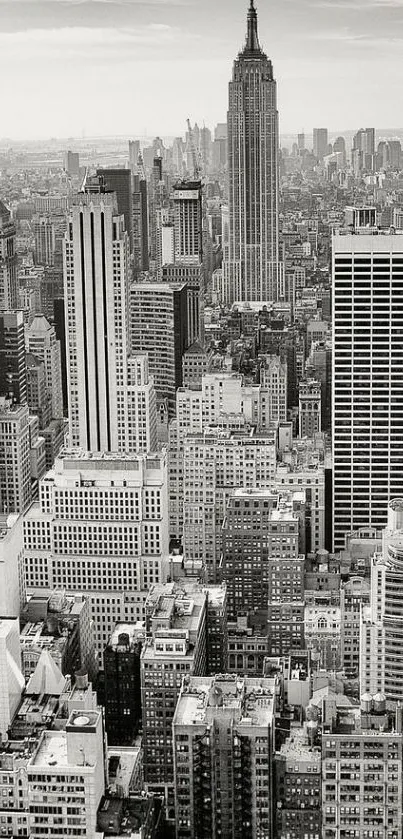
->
[2, 0, 403, 140]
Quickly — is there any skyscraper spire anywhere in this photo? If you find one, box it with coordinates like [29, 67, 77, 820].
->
[245, 0, 261, 53]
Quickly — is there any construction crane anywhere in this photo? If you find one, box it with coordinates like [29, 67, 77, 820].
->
[186, 118, 201, 181]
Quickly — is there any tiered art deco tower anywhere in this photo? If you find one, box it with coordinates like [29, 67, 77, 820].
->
[223, 0, 281, 304]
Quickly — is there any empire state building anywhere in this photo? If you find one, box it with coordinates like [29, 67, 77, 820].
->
[223, 0, 281, 304]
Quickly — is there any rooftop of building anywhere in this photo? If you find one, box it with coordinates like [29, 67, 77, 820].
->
[202, 584, 227, 608]
[130, 279, 188, 292]
[107, 742, 141, 795]
[27, 314, 53, 334]
[107, 623, 145, 652]
[22, 590, 87, 622]
[0, 513, 20, 542]
[183, 341, 207, 356]
[323, 697, 402, 736]
[173, 674, 276, 728]
[54, 449, 165, 468]
[0, 397, 28, 417]
[277, 723, 321, 765]
[97, 795, 161, 838]
[31, 731, 69, 767]
[145, 591, 205, 645]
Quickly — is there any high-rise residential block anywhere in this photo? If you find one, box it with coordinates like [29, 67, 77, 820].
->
[0, 397, 31, 515]
[104, 622, 143, 745]
[141, 582, 207, 811]
[130, 281, 189, 417]
[299, 379, 321, 438]
[169, 372, 278, 542]
[332, 227, 403, 549]
[0, 201, 17, 311]
[360, 499, 403, 700]
[33, 216, 56, 266]
[161, 263, 203, 346]
[223, 2, 281, 303]
[275, 459, 326, 553]
[274, 722, 321, 839]
[340, 575, 370, 676]
[172, 180, 203, 265]
[28, 709, 105, 839]
[182, 342, 210, 388]
[128, 139, 141, 170]
[322, 697, 403, 839]
[26, 315, 63, 420]
[260, 354, 288, 424]
[0, 310, 27, 403]
[172, 674, 276, 839]
[26, 353, 52, 429]
[183, 428, 277, 579]
[126, 354, 158, 453]
[221, 488, 304, 623]
[23, 450, 169, 658]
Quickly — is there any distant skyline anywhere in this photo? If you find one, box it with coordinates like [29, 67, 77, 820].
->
[2, 0, 403, 141]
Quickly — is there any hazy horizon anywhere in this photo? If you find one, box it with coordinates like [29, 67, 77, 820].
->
[2, 0, 403, 140]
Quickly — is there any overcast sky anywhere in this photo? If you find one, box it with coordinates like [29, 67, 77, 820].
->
[2, 0, 403, 141]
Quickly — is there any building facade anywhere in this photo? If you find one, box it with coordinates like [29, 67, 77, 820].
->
[23, 451, 169, 659]
[173, 674, 276, 839]
[332, 229, 403, 549]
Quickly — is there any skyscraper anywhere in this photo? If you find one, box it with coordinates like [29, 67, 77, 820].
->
[360, 499, 403, 700]
[0, 310, 27, 404]
[223, 1, 280, 303]
[130, 281, 189, 417]
[172, 674, 276, 839]
[26, 315, 63, 420]
[0, 398, 31, 515]
[97, 168, 133, 249]
[64, 182, 129, 452]
[0, 201, 17, 311]
[332, 223, 403, 549]
[313, 127, 329, 160]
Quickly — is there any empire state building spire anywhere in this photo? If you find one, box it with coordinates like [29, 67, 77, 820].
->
[245, 0, 261, 54]
[222, 0, 282, 304]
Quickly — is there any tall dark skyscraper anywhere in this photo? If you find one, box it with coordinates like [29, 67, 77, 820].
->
[0, 311, 27, 404]
[223, 0, 280, 304]
[97, 168, 133, 250]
